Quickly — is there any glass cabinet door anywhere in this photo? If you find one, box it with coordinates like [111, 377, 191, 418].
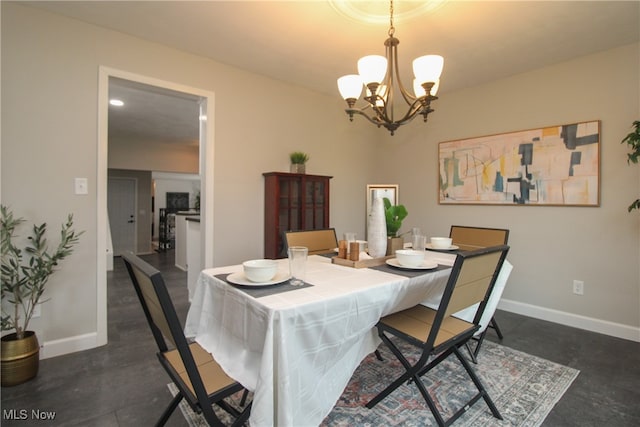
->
[303, 178, 325, 229]
[279, 177, 301, 232]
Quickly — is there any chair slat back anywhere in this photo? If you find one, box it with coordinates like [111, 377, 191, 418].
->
[128, 262, 177, 349]
[122, 254, 203, 391]
[449, 226, 509, 251]
[445, 250, 504, 317]
[123, 252, 245, 426]
[123, 253, 196, 359]
[284, 228, 337, 255]
[426, 245, 509, 348]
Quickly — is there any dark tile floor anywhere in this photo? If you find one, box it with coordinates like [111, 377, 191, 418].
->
[2, 250, 639, 426]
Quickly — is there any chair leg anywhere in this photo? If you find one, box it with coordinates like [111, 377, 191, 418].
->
[490, 316, 504, 340]
[453, 346, 503, 421]
[378, 332, 413, 373]
[201, 402, 227, 427]
[472, 330, 488, 359]
[156, 393, 183, 427]
[240, 389, 249, 407]
[374, 349, 384, 361]
[411, 371, 447, 427]
[366, 370, 413, 409]
[231, 402, 252, 427]
[465, 342, 478, 364]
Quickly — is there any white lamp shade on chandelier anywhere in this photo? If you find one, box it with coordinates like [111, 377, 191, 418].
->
[340, 54, 443, 101]
[337, 74, 363, 100]
[412, 55, 444, 88]
[336, 0, 444, 135]
[357, 55, 388, 85]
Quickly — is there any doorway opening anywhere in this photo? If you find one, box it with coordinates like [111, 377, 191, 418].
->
[97, 67, 215, 347]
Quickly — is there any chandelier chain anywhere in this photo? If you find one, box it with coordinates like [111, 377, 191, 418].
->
[388, 0, 395, 37]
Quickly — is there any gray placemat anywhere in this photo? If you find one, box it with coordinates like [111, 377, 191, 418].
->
[426, 247, 465, 254]
[215, 273, 313, 298]
[369, 263, 451, 278]
[318, 252, 337, 259]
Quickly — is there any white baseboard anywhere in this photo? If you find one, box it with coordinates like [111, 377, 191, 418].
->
[39, 332, 103, 359]
[34, 300, 640, 359]
[499, 298, 640, 343]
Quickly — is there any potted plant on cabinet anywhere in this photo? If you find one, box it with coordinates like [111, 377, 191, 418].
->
[621, 120, 640, 212]
[383, 197, 408, 255]
[289, 151, 309, 174]
[1, 205, 82, 386]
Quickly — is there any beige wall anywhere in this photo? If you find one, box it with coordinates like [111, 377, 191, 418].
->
[109, 139, 199, 174]
[376, 43, 640, 336]
[1, 3, 377, 355]
[1, 3, 638, 358]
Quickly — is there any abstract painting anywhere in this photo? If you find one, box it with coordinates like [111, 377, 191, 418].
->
[439, 121, 600, 206]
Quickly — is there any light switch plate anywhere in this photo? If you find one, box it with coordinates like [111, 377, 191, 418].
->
[75, 177, 88, 195]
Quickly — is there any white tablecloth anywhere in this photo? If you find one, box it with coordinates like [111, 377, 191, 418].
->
[184, 253, 454, 427]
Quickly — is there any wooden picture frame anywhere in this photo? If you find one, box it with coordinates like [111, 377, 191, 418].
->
[438, 120, 600, 206]
[366, 185, 398, 239]
[367, 184, 398, 216]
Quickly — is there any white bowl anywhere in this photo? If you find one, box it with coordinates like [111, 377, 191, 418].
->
[395, 249, 426, 268]
[243, 259, 278, 283]
[430, 237, 453, 249]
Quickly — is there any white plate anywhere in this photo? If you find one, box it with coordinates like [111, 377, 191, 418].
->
[426, 244, 459, 251]
[227, 271, 290, 287]
[386, 258, 439, 270]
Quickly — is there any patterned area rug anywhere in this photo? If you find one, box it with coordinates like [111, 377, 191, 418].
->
[170, 340, 578, 426]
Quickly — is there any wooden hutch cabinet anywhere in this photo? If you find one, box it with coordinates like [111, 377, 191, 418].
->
[263, 172, 332, 259]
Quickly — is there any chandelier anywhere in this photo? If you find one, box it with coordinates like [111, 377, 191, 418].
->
[337, 0, 444, 135]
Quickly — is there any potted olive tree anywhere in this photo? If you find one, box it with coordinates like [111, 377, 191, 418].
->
[621, 120, 640, 212]
[289, 151, 309, 174]
[383, 197, 408, 255]
[1, 205, 82, 386]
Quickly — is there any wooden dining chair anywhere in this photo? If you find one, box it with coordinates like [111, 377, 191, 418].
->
[449, 225, 509, 251]
[122, 252, 251, 427]
[449, 225, 510, 342]
[283, 228, 338, 255]
[366, 245, 510, 427]
[453, 260, 513, 363]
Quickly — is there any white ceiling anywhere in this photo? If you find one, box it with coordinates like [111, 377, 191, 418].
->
[26, 0, 640, 143]
[108, 77, 201, 146]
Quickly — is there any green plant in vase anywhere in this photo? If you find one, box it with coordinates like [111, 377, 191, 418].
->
[289, 151, 309, 174]
[1, 205, 83, 386]
[383, 197, 408, 255]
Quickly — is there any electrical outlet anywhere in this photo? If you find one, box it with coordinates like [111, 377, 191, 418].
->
[573, 280, 584, 295]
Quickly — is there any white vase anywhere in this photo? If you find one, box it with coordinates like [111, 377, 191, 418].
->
[367, 197, 387, 258]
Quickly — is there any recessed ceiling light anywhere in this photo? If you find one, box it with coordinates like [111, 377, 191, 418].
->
[109, 99, 124, 107]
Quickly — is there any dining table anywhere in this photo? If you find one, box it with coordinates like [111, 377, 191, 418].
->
[184, 250, 459, 427]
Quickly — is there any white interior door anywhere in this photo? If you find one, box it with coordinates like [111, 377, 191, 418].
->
[108, 177, 137, 256]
